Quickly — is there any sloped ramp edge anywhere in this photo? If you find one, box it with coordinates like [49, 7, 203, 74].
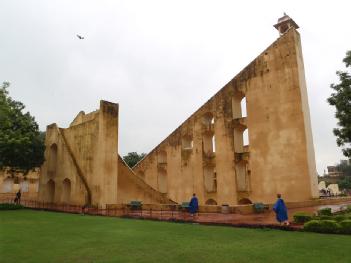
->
[117, 155, 176, 204]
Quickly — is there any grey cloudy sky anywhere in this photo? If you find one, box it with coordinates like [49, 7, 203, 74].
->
[1, 0, 350, 174]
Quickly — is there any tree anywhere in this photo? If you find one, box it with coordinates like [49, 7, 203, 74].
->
[0, 82, 45, 174]
[337, 161, 351, 177]
[339, 176, 351, 190]
[327, 50, 351, 157]
[123, 152, 146, 168]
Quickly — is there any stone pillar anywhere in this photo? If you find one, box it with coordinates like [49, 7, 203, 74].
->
[94, 100, 119, 207]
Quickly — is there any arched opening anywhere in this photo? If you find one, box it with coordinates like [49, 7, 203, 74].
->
[240, 97, 247, 118]
[48, 144, 58, 176]
[233, 129, 244, 153]
[236, 163, 249, 192]
[232, 93, 244, 119]
[204, 167, 217, 192]
[203, 135, 215, 155]
[205, 199, 217, 205]
[182, 135, 193, 150]
[243, 129, 249, 146]
[62, 178, 71, 203]
[47, 180, 55, 203]
[158, 169, 167, 193]
[158, 150, 167, 164]
[238, 198, 252, 205]
[202, 112, 214, 126]
[20, 179, 29, 192]
[1, 177, 14, 193]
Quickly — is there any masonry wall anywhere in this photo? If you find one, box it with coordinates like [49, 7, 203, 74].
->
[243, 28, 319, 203]
[38, 101, 119, 207]
[38, 100, 171, 207]
[117, 157, 172, 204]
[0, 169, 40, 200]
[133, 28, 319, 205]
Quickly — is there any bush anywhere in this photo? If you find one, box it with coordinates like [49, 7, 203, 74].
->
[0, 203, 24, 210]
[293, 212, 313, 224]
[304, 220, 320, 232]
[318, 208, 332, 216]
[304, 220, 340, 234]
[347, 205, 351, 213]
[318, 215, 333, 220]
[340, 220, 351, 234]
[334, 215, 347, 222]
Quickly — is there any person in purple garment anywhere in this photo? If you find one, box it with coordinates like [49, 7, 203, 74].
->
[189, 193, 199, 216]
[273, 193, 289, 225]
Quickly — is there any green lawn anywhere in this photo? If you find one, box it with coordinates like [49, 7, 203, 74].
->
[0, 210, 351, 263]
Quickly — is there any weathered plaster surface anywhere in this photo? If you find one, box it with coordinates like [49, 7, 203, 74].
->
[133, 28, 318, 205]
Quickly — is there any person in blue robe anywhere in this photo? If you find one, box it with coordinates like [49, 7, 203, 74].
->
[273, 193, 289, 225]
[189, 193, 199, 215]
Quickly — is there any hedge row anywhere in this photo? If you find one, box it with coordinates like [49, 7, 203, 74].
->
[304, 219, 351, 234]
[293, 212, 313, 224]
[317, 208, 332, 216]
[0, 203, 24, 210]
[293, 206, 351, 225]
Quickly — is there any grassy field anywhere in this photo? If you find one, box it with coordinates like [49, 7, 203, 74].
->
[0, 210, 351, 263]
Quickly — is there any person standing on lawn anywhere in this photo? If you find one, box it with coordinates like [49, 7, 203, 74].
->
[15, 189, 21, 204]
[273, 193, 289, 225]
[189, 193, 199, 216]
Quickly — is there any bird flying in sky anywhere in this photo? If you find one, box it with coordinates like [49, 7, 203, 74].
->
[76, 34, 84, 39]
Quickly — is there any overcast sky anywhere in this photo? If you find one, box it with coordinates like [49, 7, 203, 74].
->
[1, 0, 350, 174]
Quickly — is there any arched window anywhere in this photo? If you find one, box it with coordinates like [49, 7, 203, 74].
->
[158, 169, 167, 193]
[62, 178, 71, 203]
[203, 135, 215, 155]
[158, 150, 167, 164]
[205, 199, 217, 205]
[232, 93, 245, 119]
[240, 97, 247, 118]
[212, 136, 216, 152]
[202, 112, 214, 126]
[182, 136, 193, 150]
[48, 144, 58, 176]
[243, 129, 249, 146]
[47, 180, 55, 203]
[238, 198, 252, 205]
[204, 167, 217, 192]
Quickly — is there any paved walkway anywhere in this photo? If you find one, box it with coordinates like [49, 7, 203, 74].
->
[2, 195, 350, 230]
[125, 201, 351, 229]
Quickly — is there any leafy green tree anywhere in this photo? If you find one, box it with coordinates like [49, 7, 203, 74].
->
[339, 176, 351, 190]
[327, 50, 351, 157]
[0, 82, 45, 174]
[123, 152, 146, 168]
[337, 161, 351, 177]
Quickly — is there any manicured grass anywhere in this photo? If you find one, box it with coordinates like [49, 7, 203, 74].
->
[0, 210, 351, 263]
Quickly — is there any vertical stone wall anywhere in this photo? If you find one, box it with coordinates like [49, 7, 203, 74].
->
[133, 28, 318, 205]
[38, 101, 119, 207]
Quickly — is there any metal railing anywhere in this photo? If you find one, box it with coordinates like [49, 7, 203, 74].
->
[0, 197, 200, 221]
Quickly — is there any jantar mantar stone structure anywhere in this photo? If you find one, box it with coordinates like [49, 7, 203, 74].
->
[38, 15, 319, 208]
